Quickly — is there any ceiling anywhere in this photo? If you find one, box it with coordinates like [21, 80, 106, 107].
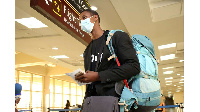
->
[15, 0, 184, 97]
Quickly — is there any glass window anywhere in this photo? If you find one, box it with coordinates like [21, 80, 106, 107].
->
[18, 71, 31, 110]
[19, 71, 31, 91]
[49, 78, 54, 108]
[82, 85, 86, 98]
[50, 93, 54, 108]
[71, 83, 76, 95]
[54, 79, 62, 108]
[55, 79, 62, 93]
[71, 95, 76, 106]
[77, 86, 82, 96]
[32, 75, 42, 91]
[63, 82, 70, 94]
[54, 94, 62, 108]
[17, 91, 30, 109]
[16, 70, 87, 111]
[77, 86, 83, 105]
[77, 96, 83, 105]
[50, 78, 54, 93]
[32, 92, 42, 108]
[32, 74, 43, 111]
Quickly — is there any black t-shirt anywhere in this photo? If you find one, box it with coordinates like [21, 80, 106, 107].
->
[86, 30, 109, 97]
[90, 30, 109, 71]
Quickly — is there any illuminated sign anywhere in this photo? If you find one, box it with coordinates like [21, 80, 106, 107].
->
[30, 0, 91, 45]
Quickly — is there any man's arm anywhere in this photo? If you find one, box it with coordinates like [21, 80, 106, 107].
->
[98, 31, 140, 83]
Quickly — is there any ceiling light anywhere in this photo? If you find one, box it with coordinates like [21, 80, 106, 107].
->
[179, 82, 184, 83]
[160, 54, 176, 61]
[80, 54, 83, 57]
[176, 90, 180, 92]
[165, 77, 173, 80]
[177, 74, 180, 75]
[46, 63, 56, 67]
[179, 60, 184, 62]
[180, 79, 184, 81]
[174, 85, 176, 86]
[163, 71, 173, 74]
[166, 81, 172, 83]
[181, 76, 184, 77]
[163, 66, 174, 69]
[158, 43, 176, 50]
[49, 55, 69, 59]
[52, 47, 58, 50]
[15, 17, 48, 28]
[91, 6, 98, 11]
[166, 83, 172, 85]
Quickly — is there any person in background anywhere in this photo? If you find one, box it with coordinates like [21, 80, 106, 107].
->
[15, 83, 22, 112]
[64, 100, 70, 109]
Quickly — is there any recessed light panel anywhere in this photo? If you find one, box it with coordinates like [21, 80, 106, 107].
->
[52, 47, 58, 50]
[165, 77, 173, 80]
[179, 60, 184, 62]
[160, 54, 176, 61]
[163, 71, 173, 74]
[166, 83, 172, 85]
[80, 54, 83, 57]
[49, 55, 69, 59]
[162, 66, 174, 69]
[15, 17, 48, 28]
[91, 6, 98, 11]
[158, 43, 176, 50]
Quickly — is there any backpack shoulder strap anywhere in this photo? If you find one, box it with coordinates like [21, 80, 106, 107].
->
[106, 30, 140, 112]
[106, 29, 129, 88]
[106, 30, 124, 61]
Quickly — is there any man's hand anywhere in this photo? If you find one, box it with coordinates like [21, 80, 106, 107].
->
[75, 70, 100, 83]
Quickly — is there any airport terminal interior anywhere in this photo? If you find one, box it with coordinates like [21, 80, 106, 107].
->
[14, 0, 184, 112]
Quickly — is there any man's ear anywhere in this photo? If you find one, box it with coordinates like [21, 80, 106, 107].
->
[94, 15, 98, 23]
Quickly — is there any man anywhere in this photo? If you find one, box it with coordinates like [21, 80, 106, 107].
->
[75, 9, 140, 99]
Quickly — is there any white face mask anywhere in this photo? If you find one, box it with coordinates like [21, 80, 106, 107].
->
[80, 16, 95, 33]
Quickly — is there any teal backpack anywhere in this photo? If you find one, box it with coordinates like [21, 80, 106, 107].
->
[106, 30, 161, 112]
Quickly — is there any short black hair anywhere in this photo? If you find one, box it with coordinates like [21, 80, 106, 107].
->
[81, 9, 100, 23]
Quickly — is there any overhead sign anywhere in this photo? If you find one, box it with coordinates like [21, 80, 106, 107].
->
[66, 0, 91, 14]
[30, 0, 91, 45]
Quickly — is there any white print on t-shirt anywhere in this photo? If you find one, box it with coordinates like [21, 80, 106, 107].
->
[91, 53, 103, 62]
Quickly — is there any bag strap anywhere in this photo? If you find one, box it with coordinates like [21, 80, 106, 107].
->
[107, 30, 140, 112]
[106, 30, 129, 89]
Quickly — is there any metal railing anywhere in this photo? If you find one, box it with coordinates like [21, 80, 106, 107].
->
[47, 108, 81, 112]
[156, 103, 184, 112]
[18, 108, 33, 112]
